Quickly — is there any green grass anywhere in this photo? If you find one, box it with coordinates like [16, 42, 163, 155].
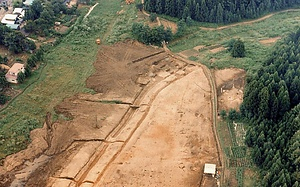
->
[0, 0, 138, 159]
[168, 10, 300, 70]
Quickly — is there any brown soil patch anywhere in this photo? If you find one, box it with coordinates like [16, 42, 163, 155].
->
[193, 45, 206, 51]
[54, 25, 69, 34]
[0, 41, 219, 187]
[259, 37, 281, 45]
[210, 47, 226, 54]
[160, 18, 178, 33]
[214, 68, 246, 111]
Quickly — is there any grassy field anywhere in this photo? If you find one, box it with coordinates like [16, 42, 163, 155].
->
[0, 0, 137, 159]
[169, 10, 300, 71]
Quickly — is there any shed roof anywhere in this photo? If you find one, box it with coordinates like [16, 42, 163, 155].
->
[9, 63, 24, 73]
[3, 14, 18, 20]
[204, 163, 216, 175]
[6, 24, 20, 30]
[13, 8, 23, 14]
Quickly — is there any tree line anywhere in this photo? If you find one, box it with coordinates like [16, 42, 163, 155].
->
[132, 23, 173, 45]
[144, 0, 300, 23]
[241, 28, 300, 186]
[0, 25, 36, 54]
[24, 0, 77, 36]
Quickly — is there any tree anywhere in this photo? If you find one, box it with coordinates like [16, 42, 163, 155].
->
[0, 94, 8, 105]
[231, 39, 245, 57]
[136, 3, 143, 11]
[150, 13, 157, 22]
[17, 72, 25, 83]
[220, 110, 227, 120]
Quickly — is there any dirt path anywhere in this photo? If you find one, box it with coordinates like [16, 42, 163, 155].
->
[200, 9, 300, 31]
[83, 3, 99, 20]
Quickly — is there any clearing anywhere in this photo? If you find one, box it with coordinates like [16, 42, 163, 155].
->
[0, 41, 221, 187]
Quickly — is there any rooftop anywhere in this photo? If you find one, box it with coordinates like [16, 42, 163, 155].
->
[204, 163, 216, 175]
[8, 63, 24, 74]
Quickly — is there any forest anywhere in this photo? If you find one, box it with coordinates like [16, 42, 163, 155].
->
[240, 28, 300, 186]
[144, 0, 300, 23]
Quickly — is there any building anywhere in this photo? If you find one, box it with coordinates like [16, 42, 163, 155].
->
[204, 163, 216, 177]
[1, 14, 18, 25]
[13, 8, 25, 18]
[23, 0, 33, 6]
[5, 63, 25, 83]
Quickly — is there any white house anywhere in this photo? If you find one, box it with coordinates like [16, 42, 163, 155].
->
[5, 63, 25, 83]
[1, 14, 18, 25]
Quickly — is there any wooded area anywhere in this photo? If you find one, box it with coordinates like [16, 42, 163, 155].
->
[144, 0, 300, 23]
[241, 28, 300, 186]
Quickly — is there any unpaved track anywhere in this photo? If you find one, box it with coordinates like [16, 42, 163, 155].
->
[199, 9, 300, 31]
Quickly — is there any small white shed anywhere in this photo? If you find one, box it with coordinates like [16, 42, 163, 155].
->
[204, 163, 216, 177]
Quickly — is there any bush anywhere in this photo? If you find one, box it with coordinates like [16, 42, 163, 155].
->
[150, 13, 157, 22]
[0, 94, 9, 105]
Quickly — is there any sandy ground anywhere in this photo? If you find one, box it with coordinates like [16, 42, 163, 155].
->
[0, 41, 220, 187]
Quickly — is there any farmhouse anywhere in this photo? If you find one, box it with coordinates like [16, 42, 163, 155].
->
[204, 163, 216, 177]
[5, 63, 25, 83]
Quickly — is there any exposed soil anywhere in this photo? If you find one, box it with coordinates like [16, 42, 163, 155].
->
[214, 68, 246, 112]
[0, 41, 220, 187]
[160, 18, 178, 33]
[259, 37, 281, 45]
[210, 47, 226, 54]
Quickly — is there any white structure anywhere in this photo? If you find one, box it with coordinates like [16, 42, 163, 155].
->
[1, 14, 18, 25]
[13, 8, 25, 18]
[23, 0, 33, 6]
[204, 163, 216, 177]
[5, 63, 25, 83]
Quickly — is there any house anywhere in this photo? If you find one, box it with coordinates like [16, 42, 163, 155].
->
[5, 63, 25, 83]
[1, 14, 18, 25]
[204, 163, 216, 177]
[13, 8, 25, 18]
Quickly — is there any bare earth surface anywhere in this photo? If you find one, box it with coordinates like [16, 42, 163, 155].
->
[0, 41, 219, 187]
[214, 68, 246, 111]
